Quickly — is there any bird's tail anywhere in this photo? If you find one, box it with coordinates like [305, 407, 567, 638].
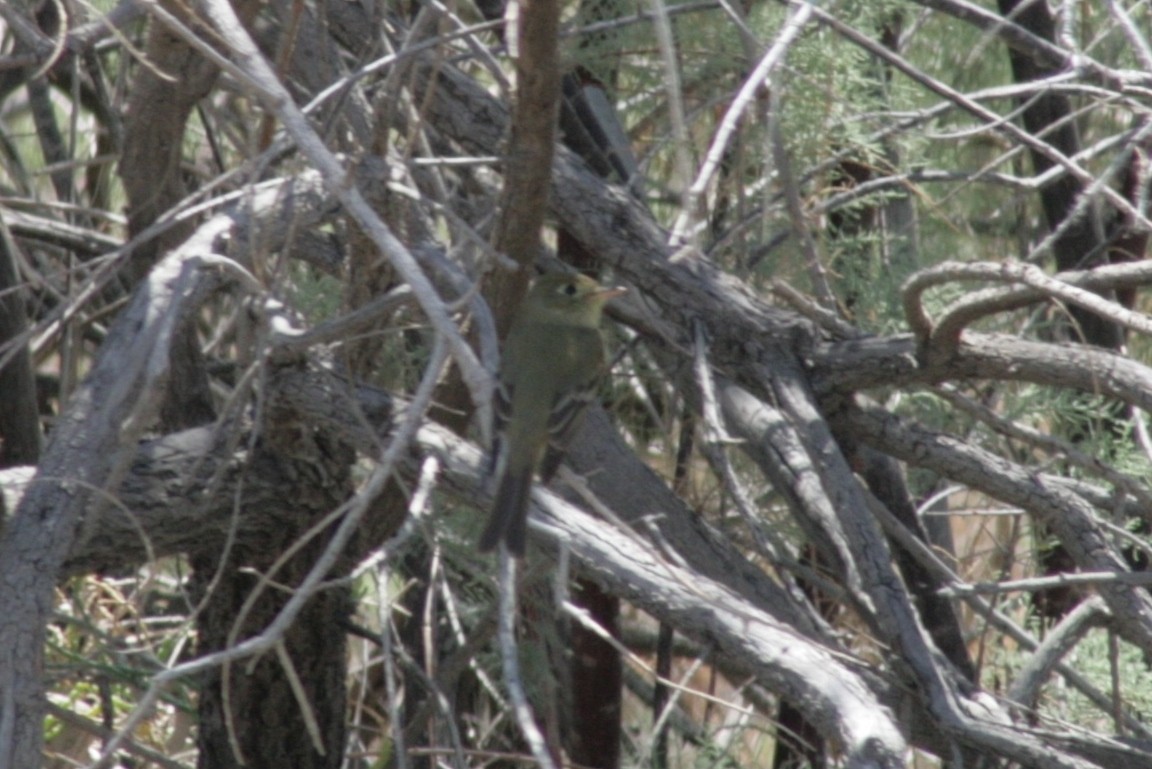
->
[478, 462, 533, 556]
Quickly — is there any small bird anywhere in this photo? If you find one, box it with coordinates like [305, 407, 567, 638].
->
[479, 273, 626, 556]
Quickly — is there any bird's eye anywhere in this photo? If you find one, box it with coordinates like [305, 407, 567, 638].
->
[562, 282, 578, 296]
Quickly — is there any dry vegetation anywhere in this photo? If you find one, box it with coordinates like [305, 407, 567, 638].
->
[5, 1, 1152, 768]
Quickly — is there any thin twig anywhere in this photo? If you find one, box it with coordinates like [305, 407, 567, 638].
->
[496, 553, 556, 769]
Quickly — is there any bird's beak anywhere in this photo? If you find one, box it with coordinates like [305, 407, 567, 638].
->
[595, 286, 628, 300]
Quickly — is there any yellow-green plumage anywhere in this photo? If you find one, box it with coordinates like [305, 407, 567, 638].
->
[479, 273, 624, 556]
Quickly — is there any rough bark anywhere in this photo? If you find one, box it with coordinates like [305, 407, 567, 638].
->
[7, 4, 1152, 766]
[192, 401, 355, 769]
[0, 163, 344, 769]
[0, 250, 232, 769]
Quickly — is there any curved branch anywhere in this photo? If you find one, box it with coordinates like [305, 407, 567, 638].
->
[419, 422, 910, 769]
[811, 331, 1152, 421]
[901, 259, 1152, 349]
[842, 403, 1152, 655]
[0, 247, 245, 769]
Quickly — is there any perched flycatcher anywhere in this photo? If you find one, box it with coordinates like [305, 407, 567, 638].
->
[479, 273, 626, 556]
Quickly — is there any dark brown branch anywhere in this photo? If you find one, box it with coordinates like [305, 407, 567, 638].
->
[0, 234, 41, 467]
[911, 0, 1145, 91]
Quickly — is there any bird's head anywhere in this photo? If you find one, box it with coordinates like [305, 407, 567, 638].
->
[521, 273, 627, 327]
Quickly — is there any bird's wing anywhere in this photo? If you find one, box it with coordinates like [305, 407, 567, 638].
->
[538, 327, 604, 481]
[537, 375, 598, 482]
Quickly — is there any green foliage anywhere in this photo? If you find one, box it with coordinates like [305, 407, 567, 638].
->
[287, 260, 343, 325]
[1044, 630, 1152, 727]
[9, 0, 1152, 764]
[41, 569, 198, 763]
